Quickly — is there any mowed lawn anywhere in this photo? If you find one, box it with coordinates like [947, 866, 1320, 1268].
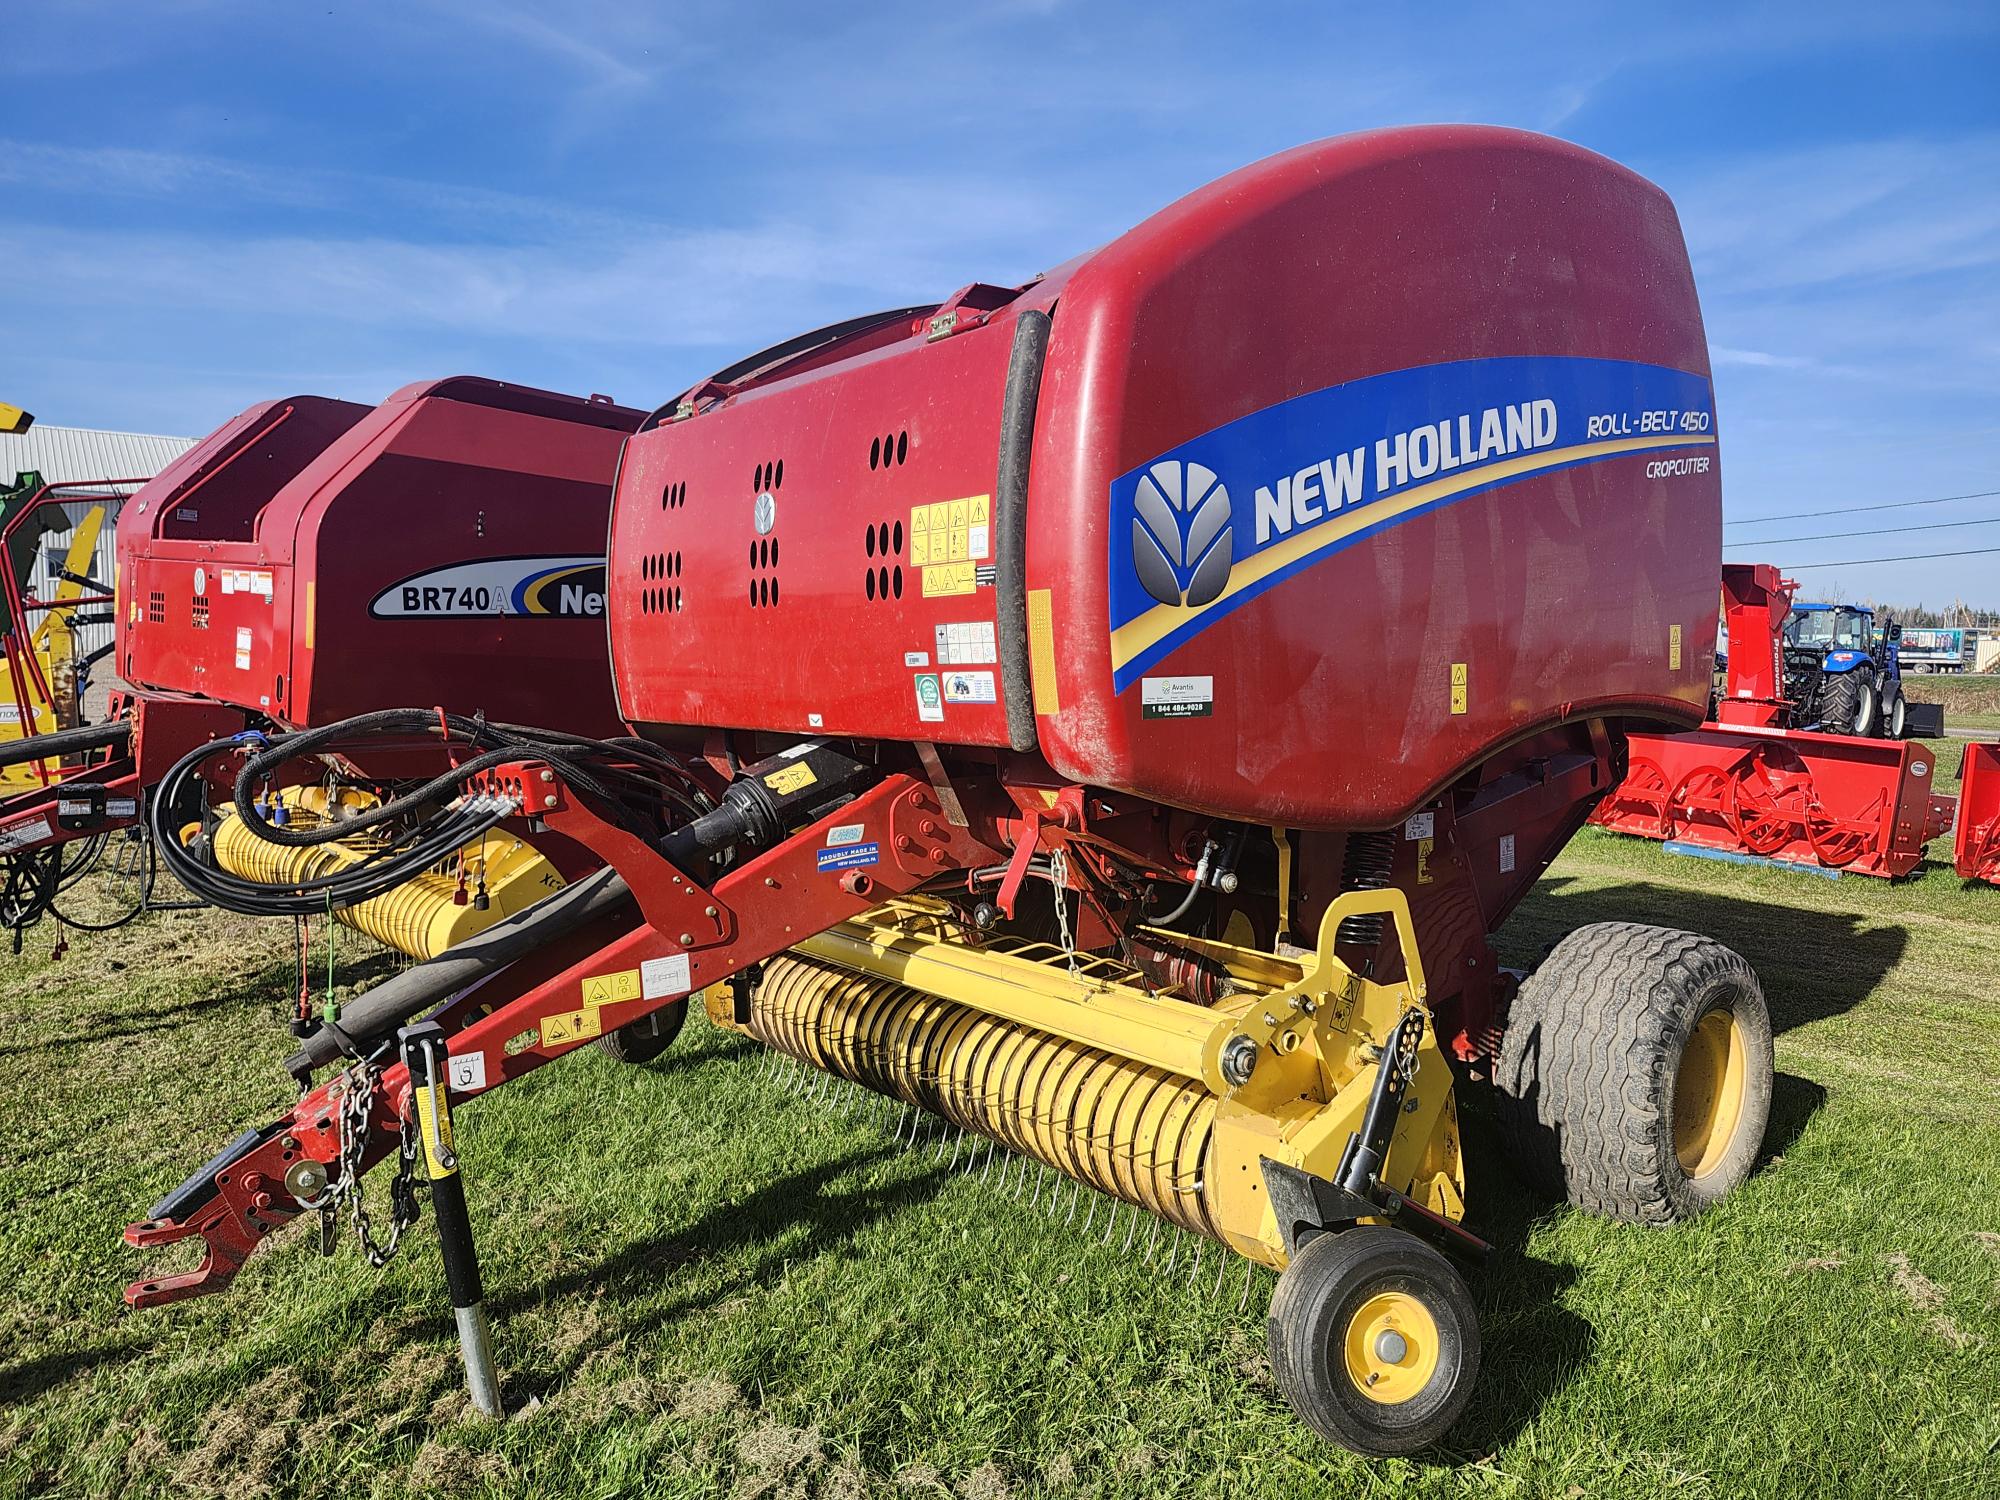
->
[2, 739, 1997, 1499]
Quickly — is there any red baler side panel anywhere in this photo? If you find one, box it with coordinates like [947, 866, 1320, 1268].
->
[611, 322, 1022, 746]
[120, 380, 640, 737]
[1029, 127, 1720, 828]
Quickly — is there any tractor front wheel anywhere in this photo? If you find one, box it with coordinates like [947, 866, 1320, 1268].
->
[594, 1000, 689, 1065]
[1267, 1226, 1480, 1456]
[1493, 922, 1773, 1224]
[1884, 684, 1908, 739]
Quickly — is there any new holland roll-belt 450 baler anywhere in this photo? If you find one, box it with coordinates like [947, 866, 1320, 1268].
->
[125, 127, 1776, 1456]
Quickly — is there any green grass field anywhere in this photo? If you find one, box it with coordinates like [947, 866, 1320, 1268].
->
[1914, 673, 2000, 730]
[3, 740, 1998, 1499]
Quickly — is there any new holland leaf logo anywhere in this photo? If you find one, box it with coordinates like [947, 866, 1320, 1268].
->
[1131, 460, 1233, 608]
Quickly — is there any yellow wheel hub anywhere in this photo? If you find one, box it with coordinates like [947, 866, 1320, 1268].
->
[1674, 1007, 1747, 1178]
[1342, 1291, 1440, 1405]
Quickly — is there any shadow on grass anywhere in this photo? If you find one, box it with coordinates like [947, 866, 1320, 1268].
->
[1512, 877, 1906, 1034]
[1440, 1069, 1826, 1457]
[479, 1144, 951, 1404]
[0, 1340, 141, 1410]
[0, 949, 402, 1061]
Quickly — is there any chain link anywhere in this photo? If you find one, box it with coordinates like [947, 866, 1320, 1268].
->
[320, 1059, 422, 1268]
[1048, 844, 1079, 976]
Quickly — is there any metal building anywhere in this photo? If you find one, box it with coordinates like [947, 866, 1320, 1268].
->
[2, 423, 195, 664]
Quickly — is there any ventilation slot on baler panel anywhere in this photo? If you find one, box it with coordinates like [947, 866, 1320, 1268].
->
[639, 551, 683, 616]
[869, 430, 910, 470]
[191, 593, 210, 630]
[748, 459, 784, 609]
[147, 590, 167, 624]
[749, 536, 780, 609]
[862, 519, 905, 602]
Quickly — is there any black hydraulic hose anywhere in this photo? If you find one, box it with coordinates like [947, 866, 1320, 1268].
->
[0, 718, 128, 771]
[148, 735, 515, 916]
[284, 866, 639, 1076]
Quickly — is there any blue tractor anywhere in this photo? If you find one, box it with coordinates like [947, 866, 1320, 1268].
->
[1781, 602, 1911, 738]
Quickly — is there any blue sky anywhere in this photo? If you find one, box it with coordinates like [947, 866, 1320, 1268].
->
[4, 1, 1997, 605]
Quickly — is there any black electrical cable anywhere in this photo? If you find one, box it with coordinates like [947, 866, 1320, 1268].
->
[49, 833, 156, 933]
[1725, 487, 2000, 527]
[150, 708, 719, 920]
[149, 737, 514, 917]
[1773, 546, 2000, 570]
[1721, 512, 2000, 547]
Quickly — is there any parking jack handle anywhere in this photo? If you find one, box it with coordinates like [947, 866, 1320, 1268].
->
[399, 1022, 503, 1419]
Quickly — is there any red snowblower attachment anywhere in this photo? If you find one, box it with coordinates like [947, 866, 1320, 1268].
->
[1956, 742, 2000, 885]
[1591, 563, 1955, 877]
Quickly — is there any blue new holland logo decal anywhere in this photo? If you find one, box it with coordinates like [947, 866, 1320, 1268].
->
[1106, 355, 1716, 691]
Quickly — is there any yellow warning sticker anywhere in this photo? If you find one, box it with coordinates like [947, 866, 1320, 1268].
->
[540, 1007, 603, 1047]
[1416, 836, 1435, 885]
[763, 761, 819, 796]
[580, 968, 641, 1008]
[1027, 588, 1060, 714]
[1449, 661, 1468, 715]
[1325, 982, 1359, 1034]
[412, 1084, 457, 1179]
[910, 495, 991, 569]
[922, 561, 976, 598]
[1670, 623, 1683, 670]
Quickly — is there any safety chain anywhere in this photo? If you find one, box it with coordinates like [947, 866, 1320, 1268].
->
[1048, 844, 1079, 977]
[320, 1059, 422, 1268]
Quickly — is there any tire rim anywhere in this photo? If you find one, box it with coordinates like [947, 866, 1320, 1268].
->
[1341, 1291, 1441, 1404]
[1673, 1008, 1748, 1178]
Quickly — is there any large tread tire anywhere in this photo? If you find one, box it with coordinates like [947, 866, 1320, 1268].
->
[1819, 669, 1876, 736]
[594, 999, 688, 1065]
[1267, 1227, 1480, 1457]
[1493, 922, 1773, 1225]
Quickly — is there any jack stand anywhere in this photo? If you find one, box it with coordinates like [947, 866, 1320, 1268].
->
[399, 1021, 504, 1419]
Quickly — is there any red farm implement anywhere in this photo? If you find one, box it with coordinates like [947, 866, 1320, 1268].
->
[1590, 562, 1956, 877]
[0, 379, 640, 952]
[1956, 741, 2000, 885]
[120, 127, 1782, 1457]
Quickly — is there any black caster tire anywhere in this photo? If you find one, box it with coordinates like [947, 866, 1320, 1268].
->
[594, 1000, 688, 1065]
[1267, 1226, 1480, 1457]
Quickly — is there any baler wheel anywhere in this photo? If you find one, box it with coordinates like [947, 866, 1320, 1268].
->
[1493, 922, 1772, 1224]
[594, 999, 689, 1065]
[1267, 1226, 1480, 1457]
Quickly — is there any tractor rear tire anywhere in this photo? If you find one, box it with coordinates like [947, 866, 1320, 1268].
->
[594, 1000, 688, 1065]
[1493, 923, 1773, 1225]
[1819, 669, 1876, 736]
[1267, 1226, 1480, 1456]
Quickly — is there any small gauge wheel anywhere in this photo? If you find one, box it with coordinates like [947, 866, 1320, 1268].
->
[1267, 1226, 1480, 1456]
